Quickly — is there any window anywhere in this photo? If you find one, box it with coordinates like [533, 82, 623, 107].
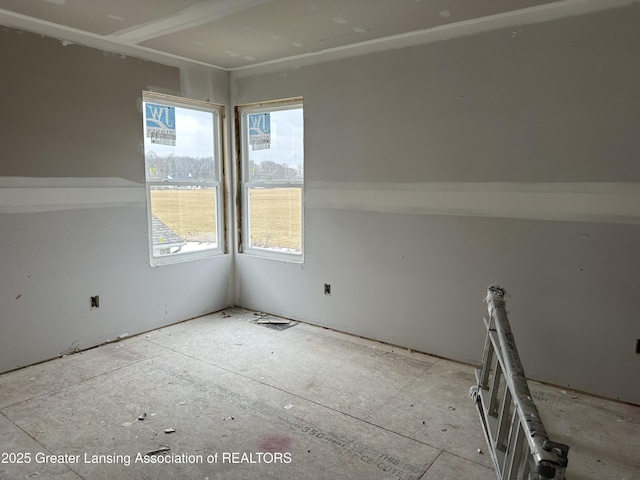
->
[238, 98, 304, 261]
[142, 92, 225, 266]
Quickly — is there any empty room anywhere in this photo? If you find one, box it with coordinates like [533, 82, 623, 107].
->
[0, 1, 639, 479]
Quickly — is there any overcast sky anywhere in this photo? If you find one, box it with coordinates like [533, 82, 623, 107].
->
[144, 104, 303, 168]
[144, 105, 215, 159]
[248, 108, 304, 168]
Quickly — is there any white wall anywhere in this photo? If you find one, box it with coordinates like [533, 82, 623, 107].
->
[1, 4, 638, 405]
[231, 4, 640, 404]
[0, 28, 233, 373]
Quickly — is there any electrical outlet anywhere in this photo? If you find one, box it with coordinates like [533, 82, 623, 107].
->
[324, 284, 331, 296]
[90, 295, 100, 309]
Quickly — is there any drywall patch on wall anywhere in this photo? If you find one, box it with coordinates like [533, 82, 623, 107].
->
[0, 177, 144, 214]
[306, 182, 640, 225]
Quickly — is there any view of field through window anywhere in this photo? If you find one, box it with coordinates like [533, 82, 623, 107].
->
[249, 188, 302, 251]
[143, 95, 222, 261]
[143, 95, 303, 261]
[242, 103, 304, 257]
[150, 187, 217, 242]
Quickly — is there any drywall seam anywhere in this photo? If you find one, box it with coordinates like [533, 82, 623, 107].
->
[230, 0, 639, 76]
[0, 177, 145, 213]
[3, 0, 637, 74]
[108, 0, 272, 44]
[305, 182, 640, 224]
[0, 8, 227, 71]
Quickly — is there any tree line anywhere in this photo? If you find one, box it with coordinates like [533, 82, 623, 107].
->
[248, 160, 302, 181]
[146, 153, 302, 182]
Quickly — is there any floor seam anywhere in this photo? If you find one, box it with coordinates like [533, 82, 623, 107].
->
[0, 354, 162, 411]
[419, 448, 445, 479]
[363, 362, 435, 422]
[143, 344, 445, 453]
[0, 411, 86, 479]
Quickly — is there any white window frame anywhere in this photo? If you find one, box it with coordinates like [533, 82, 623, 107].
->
[238, 98, 304, 262]
[142, 91, 225, 267]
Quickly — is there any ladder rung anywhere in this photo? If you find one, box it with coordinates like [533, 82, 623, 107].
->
[496, 386, 512, 451]
[502, 411, 523, 479]
[488, 362, 502, 417]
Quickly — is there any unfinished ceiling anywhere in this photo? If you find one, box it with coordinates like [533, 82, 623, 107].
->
[0, 0, 618, 70]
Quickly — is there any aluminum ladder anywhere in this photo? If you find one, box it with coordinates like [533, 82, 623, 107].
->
[470, 285, 569, 480]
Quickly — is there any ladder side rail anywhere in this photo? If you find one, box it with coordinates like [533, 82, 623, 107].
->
[484, 286, 569, 479]
[479, 317, 496, 391]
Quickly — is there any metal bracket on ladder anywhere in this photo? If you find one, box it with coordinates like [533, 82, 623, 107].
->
[470, 285, 569, 480]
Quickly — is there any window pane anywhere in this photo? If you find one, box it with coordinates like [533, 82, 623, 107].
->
[145, 106, 217, 182]
[150, 186, 217, 256]
[248, 187, 301, 252]
[247, 108, 303, 182]
[142, 95, 224, 264]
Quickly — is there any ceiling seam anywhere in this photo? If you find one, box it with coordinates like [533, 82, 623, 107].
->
[107, 0, 273, 44]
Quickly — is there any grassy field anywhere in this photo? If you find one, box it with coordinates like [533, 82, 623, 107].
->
[151, 189, 217, 242]
[151, 187, 302, 250]
[248, 187, 301, 251]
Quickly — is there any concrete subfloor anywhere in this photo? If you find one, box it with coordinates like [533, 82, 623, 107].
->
[0, 308, 638, 480]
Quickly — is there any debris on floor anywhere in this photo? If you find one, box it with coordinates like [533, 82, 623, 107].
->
[284, 404, 293, 410]
[59, 341, 81, 357]
[146, 446, 170, 456]
[251, 312, 298, 331]
[221, 311, 231, 318]
[477, 449, 483, 454]
[251, 315, 298, 331]
[447, 405, 456, 410]
[256, 318, 291, 325]
[164, 428, 176, 434]
[123, 412, 149, 427]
